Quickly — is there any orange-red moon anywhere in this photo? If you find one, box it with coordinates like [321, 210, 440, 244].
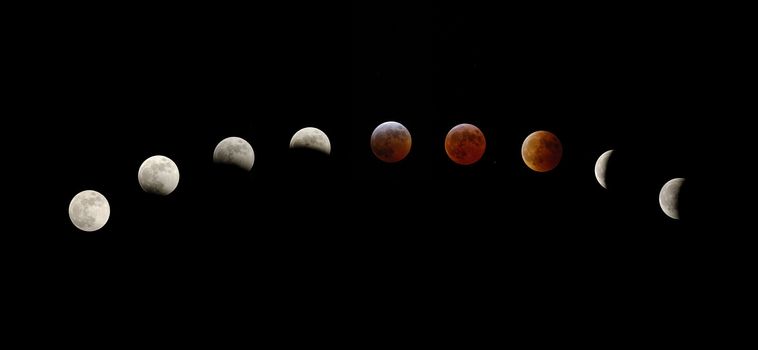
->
[521, 130, 562, 172]
[445, 123, 486, 165]
[371, 121, 412, 163]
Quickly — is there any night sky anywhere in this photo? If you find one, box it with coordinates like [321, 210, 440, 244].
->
[16, 3, 745, 325]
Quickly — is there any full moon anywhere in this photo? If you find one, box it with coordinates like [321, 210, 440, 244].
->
[445, 123, 486, 165]
[69, 190, 110, 232]
[371, 121, 412, 163]
[213, 136, 255, 171]
[521, 130, 562, 172]
[138, 155, 180, 195]
[594, 149, 614, 189]
[290, 127, 331, 155]
[659, 178, 685, 220]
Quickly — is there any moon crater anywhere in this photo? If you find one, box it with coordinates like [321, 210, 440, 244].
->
[69, 190, 110, 232]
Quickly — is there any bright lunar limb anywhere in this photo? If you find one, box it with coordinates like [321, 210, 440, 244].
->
[594, 149, 614, 189]
[69, 190, 110, 232]
[289, 127, 331, 155]
[371, 121, 412, 163]
[213, 136, 255, 171]
[138, 155, 180, 195]
[521, 130, 562, 172]
[659, 178, 685, 220]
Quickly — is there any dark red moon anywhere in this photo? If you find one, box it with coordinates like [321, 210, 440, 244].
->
[445, 123, 486, 165]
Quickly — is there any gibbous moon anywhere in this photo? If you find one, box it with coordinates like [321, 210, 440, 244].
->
[69, 190, 110, 232]
[659, 178, 685, 220]
[371, 121, 412, 163]
[138, 155, 180, 195]
[521, 130, 562, 172]
[594, 149, 614, 189]
[445, 123, 486, 165]
[213, 136, 255, 171]
[290, 127, 331, 155]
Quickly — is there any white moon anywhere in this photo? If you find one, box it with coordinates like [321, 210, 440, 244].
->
[69, 190, 110, 232]
[213, 136, 255, 171]
[138, 155, 180, 195]
[659, 178, 685, 220]
[289, 127, 331, 155]
[594, 149, 614, 189]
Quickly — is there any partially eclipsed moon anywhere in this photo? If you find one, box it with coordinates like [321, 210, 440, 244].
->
[69, 190, 110, 232]
[594, 149, 614, 189]
[371, 121, 412, 163]
[521, 130, 562, 172]
[290, 127, 331, 155]
[138, 155, 180, 195]
[213, 136, 255, 171]
[659, 178, 685, 220]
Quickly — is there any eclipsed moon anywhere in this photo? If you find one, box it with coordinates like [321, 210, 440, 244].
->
[213, 136, 255, 171]
[659, 178, 685, 220]
[138, 155, 180, 196]
[521, 130, 562, 172]
[444, 123, 486, 165]
[594, 149, 614, 189]
[290, 127, 331, 155]
[371, 121, 412, 163]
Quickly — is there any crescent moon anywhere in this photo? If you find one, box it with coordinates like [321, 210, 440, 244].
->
[659, 178, 685, 220]
[594, 149, 614, 189]
[213, 136, 255, 171]
[290, 127, 331, 155]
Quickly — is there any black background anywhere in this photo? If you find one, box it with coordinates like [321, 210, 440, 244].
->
[13, 2, 748, 330]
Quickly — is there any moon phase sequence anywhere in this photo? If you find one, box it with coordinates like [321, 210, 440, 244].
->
[68, 123, 692, 232]
[521, 130, 562, 172]
[214, 136, 255, 171]
[659, 178, 685, 220]
[371, 121, 412, 163]
[69, 190, 110, 232]
[445, 123, 486, 165]
[290, 127, 331, 155]
[138, 155, 180, 195]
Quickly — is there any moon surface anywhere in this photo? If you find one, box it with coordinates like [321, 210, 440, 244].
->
[371, 121, 412, 163]
[445, 123, 486, 165]
[659, 178, 685, 220]
[213, 136, 255, 171]
[138, 155, 180, 195]
[594, 149, 614, 189]
[290, 127, 331, 155]
[521, 130, 563, 172]
[69, 190, 110, 232]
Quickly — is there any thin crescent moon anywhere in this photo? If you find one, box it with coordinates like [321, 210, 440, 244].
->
[659, 178, 685, 220]
[594, 149, 614, 189]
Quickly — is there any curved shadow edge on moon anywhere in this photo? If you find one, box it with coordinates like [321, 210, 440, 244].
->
[521, 130, 562, 172]
[594, 149, 614, 189]
[371, 121, 412, 163]
[290, 127, 331, 155]
[138, 155, 180, 196]
[659, 178, 685, 220]
[213, 136, 255, 171]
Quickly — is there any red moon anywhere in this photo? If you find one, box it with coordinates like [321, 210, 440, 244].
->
[445, 123, 486, 165]
[521, 130, 562, 172]
[370, 121, 412, 163]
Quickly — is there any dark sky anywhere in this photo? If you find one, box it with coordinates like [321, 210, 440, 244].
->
[14, 3, 746, 323]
